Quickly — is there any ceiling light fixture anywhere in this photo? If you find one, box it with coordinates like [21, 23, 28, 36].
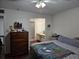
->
[35, 0, 46, 8]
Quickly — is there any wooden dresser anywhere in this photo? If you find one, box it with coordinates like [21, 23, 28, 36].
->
[8, 32, 28, 56]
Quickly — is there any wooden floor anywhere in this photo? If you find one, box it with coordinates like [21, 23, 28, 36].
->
[5, 55, 29, 59]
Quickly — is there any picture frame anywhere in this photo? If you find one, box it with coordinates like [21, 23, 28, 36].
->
[14, 22, 22, 29]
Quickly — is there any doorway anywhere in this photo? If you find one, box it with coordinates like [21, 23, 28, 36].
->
[30, 18, 45, 41]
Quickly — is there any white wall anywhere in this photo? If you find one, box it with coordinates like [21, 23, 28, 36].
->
[52, 7, 79, 38]
[4, 9, 52, 37]
[3, 9, 53, 54]
[30, 21, 35, 39]
[0, 19, 4, 44]
[0, 19, 4, 35]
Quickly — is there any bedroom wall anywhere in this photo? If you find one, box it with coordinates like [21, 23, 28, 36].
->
[52, 7, 79, 38]
[4, 9, 53, 38]
[0, 12, 4, 35]
[0, 19, 4, 44]
[0, 19, 4, 35]
[3, 8, 53, 54]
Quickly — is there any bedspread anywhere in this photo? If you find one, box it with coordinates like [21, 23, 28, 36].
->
[32, 42, 74, 59]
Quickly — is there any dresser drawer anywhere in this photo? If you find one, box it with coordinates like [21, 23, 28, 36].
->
[11, 46, 28, 55]
[11, 42, 28, 48]
[11, 42, 28, 55]
[10, 32, 28, 39]
[10, 35, 28, 39]
[11, 45, 28, 51]
[11, 39, 28, 42]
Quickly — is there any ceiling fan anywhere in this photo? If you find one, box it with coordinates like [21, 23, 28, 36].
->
[32, 0, 51, 8]
[32, 0, 50, 3]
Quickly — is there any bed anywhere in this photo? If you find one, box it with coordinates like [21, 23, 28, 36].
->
[30, 36, 79, 59]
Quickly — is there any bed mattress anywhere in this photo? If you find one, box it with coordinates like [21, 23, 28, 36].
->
[31, 40, 79, 59]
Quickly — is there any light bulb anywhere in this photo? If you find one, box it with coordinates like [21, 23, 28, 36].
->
[41, 2, 46, 8]
[35, 3, 41, 8]
[35, 2, 46, 8]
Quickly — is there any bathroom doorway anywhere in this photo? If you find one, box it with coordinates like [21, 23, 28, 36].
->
[30, 18, 45, 41]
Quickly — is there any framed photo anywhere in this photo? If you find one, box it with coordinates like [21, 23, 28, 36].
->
[0, 9, 4, 13]
[14, 22, 22, 29]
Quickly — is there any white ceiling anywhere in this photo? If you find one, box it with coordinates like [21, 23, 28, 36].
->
[0, 0, 79, 15]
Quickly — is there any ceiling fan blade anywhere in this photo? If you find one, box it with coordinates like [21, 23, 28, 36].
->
[31, 0, 55, 4]
[32, 1, 38, 3]
[44, 0, 51, 3]
[44, 0, 57, 4]
[8, 0, 20, 1]
[32, 0, 46, 3]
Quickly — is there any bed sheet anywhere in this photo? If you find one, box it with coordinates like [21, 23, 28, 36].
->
[31, 40, 79, 59]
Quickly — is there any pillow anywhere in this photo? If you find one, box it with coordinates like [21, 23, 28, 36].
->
[58, 35, 79, 48]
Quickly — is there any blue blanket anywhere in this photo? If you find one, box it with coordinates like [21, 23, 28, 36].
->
[32, 42, 74, 59]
